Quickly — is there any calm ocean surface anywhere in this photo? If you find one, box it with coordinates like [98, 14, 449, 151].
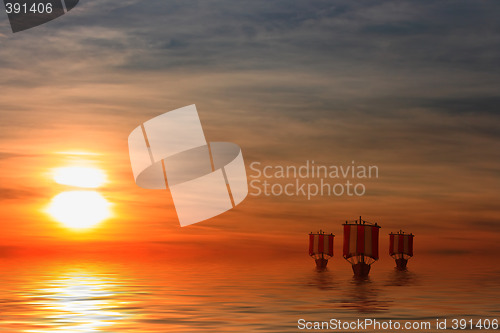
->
[0, 254, 498, 332]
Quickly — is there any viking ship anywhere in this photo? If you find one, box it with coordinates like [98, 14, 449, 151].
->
[309, 230, 334, 270]
[343, 217, 380, 278]
[389, 231, 414, 270]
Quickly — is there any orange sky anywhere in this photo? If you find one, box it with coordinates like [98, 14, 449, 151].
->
[0, 1, 499, 260]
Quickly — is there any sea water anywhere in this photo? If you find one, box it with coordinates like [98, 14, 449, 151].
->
[0, 254, 498, 332]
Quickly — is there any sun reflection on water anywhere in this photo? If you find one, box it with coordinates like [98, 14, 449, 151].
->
[26, 269, 130, 332]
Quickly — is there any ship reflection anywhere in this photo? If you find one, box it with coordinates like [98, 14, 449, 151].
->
[340, 278, 390, 313]
[307, 270, 338, 291]
[385, 269, 419, 287]
[32, 268, 130, 332]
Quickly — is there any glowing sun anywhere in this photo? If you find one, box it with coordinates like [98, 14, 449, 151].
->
[48, 166, 111, 229]
[47, 191, 112, 229]
[53, 167, 106, 188]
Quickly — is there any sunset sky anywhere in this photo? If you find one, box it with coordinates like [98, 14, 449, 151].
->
[0, 1, 499, 260]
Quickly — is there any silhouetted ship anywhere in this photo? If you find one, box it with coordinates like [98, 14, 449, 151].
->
[343, 217, 380, 278]
[309, 230, 334, 270]
[389, 231, 414, 270]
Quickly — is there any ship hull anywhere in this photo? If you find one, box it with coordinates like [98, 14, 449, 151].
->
[395, 258, 408, 270]
[315, 258, 329, 270]
[352, 262, 371, 278]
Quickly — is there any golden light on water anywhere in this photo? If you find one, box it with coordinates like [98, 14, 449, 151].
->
[30, 269, 129, 332]
[47, 191, 112, 229]
[53, 166, 107, 188]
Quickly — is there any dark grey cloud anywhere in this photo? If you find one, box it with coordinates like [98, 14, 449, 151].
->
[419, 96, 500, 116]
[3, 1, 500, 75]
[1, 1, 499, 118]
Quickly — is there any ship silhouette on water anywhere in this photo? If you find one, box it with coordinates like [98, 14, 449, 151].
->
[308, 218, 415, 277]
[343, 217, 381, 278]
[309, 230, 334, 271]
[389, 231, 414, 270]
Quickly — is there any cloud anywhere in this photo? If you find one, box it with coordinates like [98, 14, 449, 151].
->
[464, 220, 500, 233]
[425, 248, 473, 256]
[0, 152, 22, 160]
[0, 187, 37, 201]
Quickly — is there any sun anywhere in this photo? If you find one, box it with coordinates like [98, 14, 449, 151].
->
[47, 191, 112, 230]
[48, 165, 111, 229]
[53, 166, 106, 188]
